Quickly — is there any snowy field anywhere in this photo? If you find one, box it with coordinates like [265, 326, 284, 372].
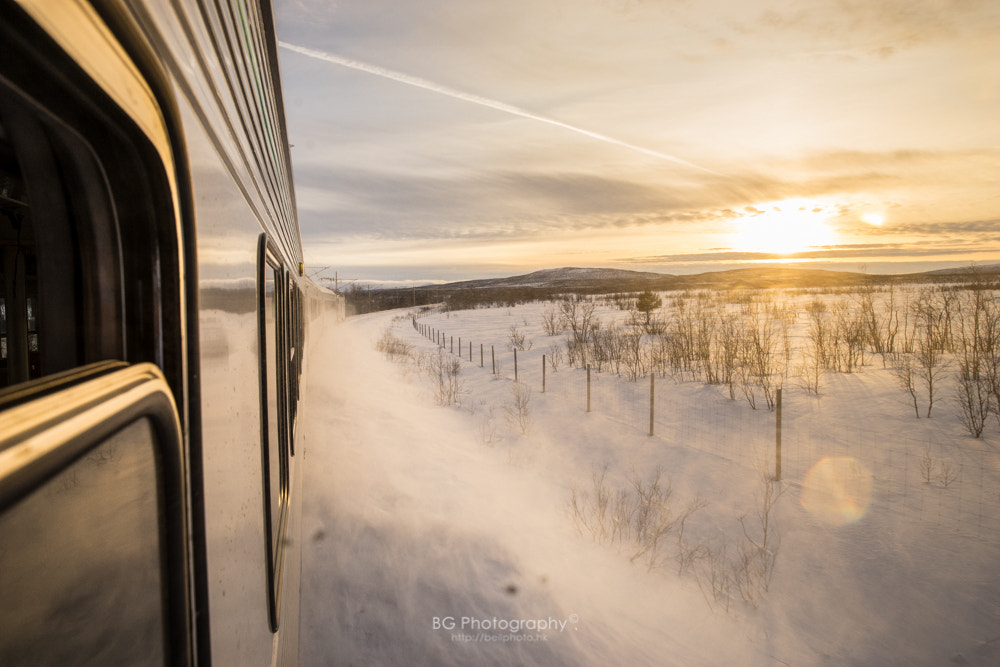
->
[298, 290, 1000, 666]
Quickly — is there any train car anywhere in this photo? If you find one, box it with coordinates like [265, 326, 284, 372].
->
[0, 0, 344, 664]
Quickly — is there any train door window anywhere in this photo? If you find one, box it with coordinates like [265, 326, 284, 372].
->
[258, 233, 288, 630]
[0, 364, 189, 666]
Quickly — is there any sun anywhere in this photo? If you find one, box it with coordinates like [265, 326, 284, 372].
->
[861, 212, 885, 226]
[732, 198, 836, 256]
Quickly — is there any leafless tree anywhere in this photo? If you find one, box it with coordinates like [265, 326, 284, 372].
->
[893, 352, 921, 418]
[912, 291, 950, 418]
[560, 298, 598, 368]
[955, 288, 993, 436]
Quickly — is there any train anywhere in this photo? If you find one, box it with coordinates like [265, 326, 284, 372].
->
[0, 0, 344, 664]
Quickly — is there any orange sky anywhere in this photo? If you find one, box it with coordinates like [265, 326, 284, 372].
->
[277, 0, 1000, 284]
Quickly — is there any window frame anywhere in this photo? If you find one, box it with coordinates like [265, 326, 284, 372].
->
[256, 232, 289, 632]
[0, 362, 191, 665]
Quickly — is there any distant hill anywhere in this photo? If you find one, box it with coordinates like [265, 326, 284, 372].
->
[434, 267, 669, 291]
[342, 264, 1000, 314]
[417, 265, 873, 294]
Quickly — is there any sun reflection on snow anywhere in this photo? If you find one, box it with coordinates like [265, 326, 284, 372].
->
[800, 457, 873, 526]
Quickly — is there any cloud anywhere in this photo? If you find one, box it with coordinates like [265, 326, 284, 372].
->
[737, 0, 999, 57]
[624, 238, 1000, 265]
[280, 42, 717, 174]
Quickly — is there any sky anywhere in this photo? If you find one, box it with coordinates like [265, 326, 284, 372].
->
[274, 0, 1000, 286]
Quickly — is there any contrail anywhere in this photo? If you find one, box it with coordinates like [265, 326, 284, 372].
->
[279, 42, 717, 175]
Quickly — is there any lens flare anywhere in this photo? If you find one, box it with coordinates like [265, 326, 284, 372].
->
[800, 457, 872, 526]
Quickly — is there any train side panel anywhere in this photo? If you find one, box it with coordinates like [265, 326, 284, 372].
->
[0, 0, 345, 664]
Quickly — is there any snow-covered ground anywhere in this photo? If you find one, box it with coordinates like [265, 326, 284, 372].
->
[298, 299, 1000, 666]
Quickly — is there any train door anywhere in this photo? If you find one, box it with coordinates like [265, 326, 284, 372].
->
[0, 2, 192, 664]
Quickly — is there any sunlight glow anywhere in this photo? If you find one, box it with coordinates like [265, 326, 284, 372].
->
[732, 198, 837, 255]
[861, 212, 886, 226]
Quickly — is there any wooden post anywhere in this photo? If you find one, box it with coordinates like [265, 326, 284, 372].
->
[458, 336, 461, 355]
[514, 348, 518, 382]
[491, 345, 496, 375]
[775, 388, 783, 481]
[450, 336, 453, 354]
[469, 341, 472, 362]
[480, 343, 484, 368]
[586, 364, 591, 413]
[542, 355, 546, 393]
[649, 373, 655, 437]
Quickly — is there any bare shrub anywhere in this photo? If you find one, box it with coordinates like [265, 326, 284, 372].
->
[675, 496, 710, 576]
[732, 474, 783, 607]
[956, 357, 991, 437]
[714, 312, 741, 400]
[421, 349, 463, 406]
[569, 465, 705, 573]
[954, 287, 995, 437]
[541, 307, 563, 336]
[375, 327, 414, 362]
[893, 352, 921, 418]
[701, 473, 784, 610]
[507, 324, 532, 351]
[561, 299, 598, 367]
[705, 543, 733, 612]
[547, 344, 564, 372]
[938, 459, 958, 488]
[920, 446, 935, 483]
[737, 307, 783, 411]
[478, 405, 498, 446]
[911, 290, 951, 417]
[505, 381, 532, 435]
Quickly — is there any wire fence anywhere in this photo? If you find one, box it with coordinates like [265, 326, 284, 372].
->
[411, 319, 1000, 541]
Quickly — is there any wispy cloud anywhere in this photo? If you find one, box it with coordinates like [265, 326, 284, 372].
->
[625, 239, 1000, 265]
[279, 41, 718, 175]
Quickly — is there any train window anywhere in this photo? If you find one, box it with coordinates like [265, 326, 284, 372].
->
[1, 117, 42, 387]
[0, 0, 185, 395]
[258, 233, 289, 631]
[0, 364, 189, 666]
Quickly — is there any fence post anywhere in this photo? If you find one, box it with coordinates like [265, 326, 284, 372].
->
[542, 355, 546, 393]
[450, 336, 454, 354]
[492, 346, 496, 375]
[469, 341, 472, 362]
[458, 336, 461, 355]
[481, 343, 484, 368]
[775, 387, 783, 481]
[586, 365, 591, 413]
[649, 373, 655, 437]
[514, 348, 518, 382]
